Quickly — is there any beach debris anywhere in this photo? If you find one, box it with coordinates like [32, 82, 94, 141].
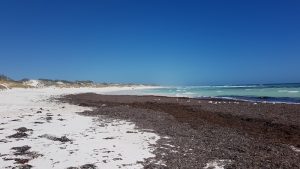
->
[80, 164, 97, 169]
[0, 153, 8, 157]
[8, 127, 33, 138]
[14, 164, 33, 169]
[7, 158, 30, 164]
[67, 164, 97, 169]
[7, 132, 28, 138]
[46, 113, 53, 116]
[103, 150, 114, 153]
[12, 164, 32, 169]
[40, 134, 72, 142]
[79, 103, 89, 106]
[45, 116, 52, 121]
[34, 121, 44, 124]
[11, 145, 43, 163]
[11, 145, 31, 155]
[0, 139, 10, 143]
[15, 127, 33, 133]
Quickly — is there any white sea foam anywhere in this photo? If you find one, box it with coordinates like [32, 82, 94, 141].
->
[182, 92, 195, 95]
[278, 90, 299, 93]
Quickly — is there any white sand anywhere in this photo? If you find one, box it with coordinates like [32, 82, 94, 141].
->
[0, 87, 160, 169]
[0, 84, 9, 89]
[290, 145, 300, 153]
[204, 159, 231, 169]
[23, 80, 41, 87]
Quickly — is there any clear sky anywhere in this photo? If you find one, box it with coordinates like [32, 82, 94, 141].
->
[0, 0, 299, 85]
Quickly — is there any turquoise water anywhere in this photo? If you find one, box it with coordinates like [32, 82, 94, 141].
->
[139, 84, 300, 103]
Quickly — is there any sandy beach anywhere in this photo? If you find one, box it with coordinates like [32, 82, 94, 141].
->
[0, 87, 160, 169]
[2, 0, 300, 168]
[1, 88, 299, 169]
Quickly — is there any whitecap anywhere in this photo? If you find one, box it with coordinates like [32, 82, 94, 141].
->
[182, 92, 196, 95]
[278, 90, 299, 93]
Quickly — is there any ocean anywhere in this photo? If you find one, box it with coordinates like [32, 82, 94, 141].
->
[137, 83, 300, 103]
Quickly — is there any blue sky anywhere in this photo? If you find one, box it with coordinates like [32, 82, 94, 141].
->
[0, 0, 299, 85]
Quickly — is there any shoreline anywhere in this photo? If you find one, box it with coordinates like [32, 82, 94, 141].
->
[128, 93, 300, 105]
[197, 96, 300, 105]
[1, 88, 299, 168]
[63, 93, 300, 168]
[2, 84, 300, 104]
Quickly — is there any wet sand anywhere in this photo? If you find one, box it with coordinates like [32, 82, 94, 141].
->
[63, 93, 300, 169]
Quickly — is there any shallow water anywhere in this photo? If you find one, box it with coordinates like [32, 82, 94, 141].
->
[136, 83, 300, 103]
